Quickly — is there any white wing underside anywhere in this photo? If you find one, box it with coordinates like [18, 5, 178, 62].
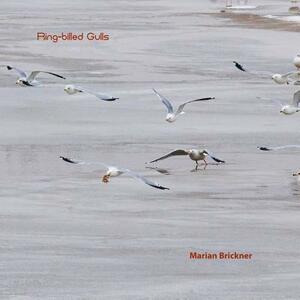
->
[153, 89, 174, 114]
[121, 169, 169, 190]
[60, 156, 109, 169]
[75, 86, 114, 100]
[257, 96, 283, 107]
[2, 65, 27, 78]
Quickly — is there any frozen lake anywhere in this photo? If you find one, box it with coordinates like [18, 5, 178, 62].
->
[1, 0, 300, 299]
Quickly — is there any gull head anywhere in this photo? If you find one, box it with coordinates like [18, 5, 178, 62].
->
[16, 79, 23, 85]
[272, 74, 286, 84]
[64, 84, 75, 95]
[293, 54, 300, 69]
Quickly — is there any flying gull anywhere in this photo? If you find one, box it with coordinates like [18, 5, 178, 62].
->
[147, 149, 225, 170]
[279, 90, 300, 115]
[59, 156, 169, 190]
[64, 84, 118, 101]
[152, 89, 214, 123]
[258, 145, 300, 151]
[258, 90, 300, 115]
[233, 61, 300, 85]
[2, 65, 65, 86]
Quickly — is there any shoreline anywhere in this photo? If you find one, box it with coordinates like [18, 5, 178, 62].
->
[209, 12, 300, 32]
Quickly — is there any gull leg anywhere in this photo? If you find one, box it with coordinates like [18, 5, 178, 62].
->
[195, 161, 199, 171]
[203, 159, 208, 170]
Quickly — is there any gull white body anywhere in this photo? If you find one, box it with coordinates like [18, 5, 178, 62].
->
[272, 74, 289, 84]
[16, 77, 39, 86]
[106, 166, 123, 178]
[188, 149, 207, 162]
[166, 112, 184, 123]
[294, 54, 300, 69]
[280, 105, 300, 115]
[64, 85, 78, 95]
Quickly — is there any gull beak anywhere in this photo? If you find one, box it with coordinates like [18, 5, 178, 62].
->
[293, 173, 298, 176]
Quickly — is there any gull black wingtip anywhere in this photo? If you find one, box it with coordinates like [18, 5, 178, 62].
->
[151, 184, 170, 190]
[216, 158, 226, 164]
[233, 61, 246, 72]
[257, 146, 271, 151]
[105, 97, 119, 101]
[59, 156, 77, 163]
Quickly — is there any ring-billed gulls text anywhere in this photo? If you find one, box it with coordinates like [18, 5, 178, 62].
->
[152, 89, 214, 123]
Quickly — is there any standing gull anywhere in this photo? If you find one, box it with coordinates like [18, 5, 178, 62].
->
[59, 156, 169, 190]
[2, 65, 65, 86]
[147, 149, 225, 170]
[64, 84, 118, 101]
[152, 89, 214, 123]
[233, 61, 300, 85]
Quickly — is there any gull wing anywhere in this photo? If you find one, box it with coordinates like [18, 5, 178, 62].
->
[204, 151, 225, 163]
[148, 149, 189, 163]
[258, 145, 300, 151]
[80, 87, 118, 101]
[175, 97, 214, 116]
[257, 96, 283, 107]
[232, 61, 272, 78]
[27, 71, 66, 82]
[122, 169, 170, 190]
[292, 90, 300, 107]
[59, 156, 108, 168]
[6, 65, 27, 78]
[153, 89, 174, 114]
[281, 71, 299, 79]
